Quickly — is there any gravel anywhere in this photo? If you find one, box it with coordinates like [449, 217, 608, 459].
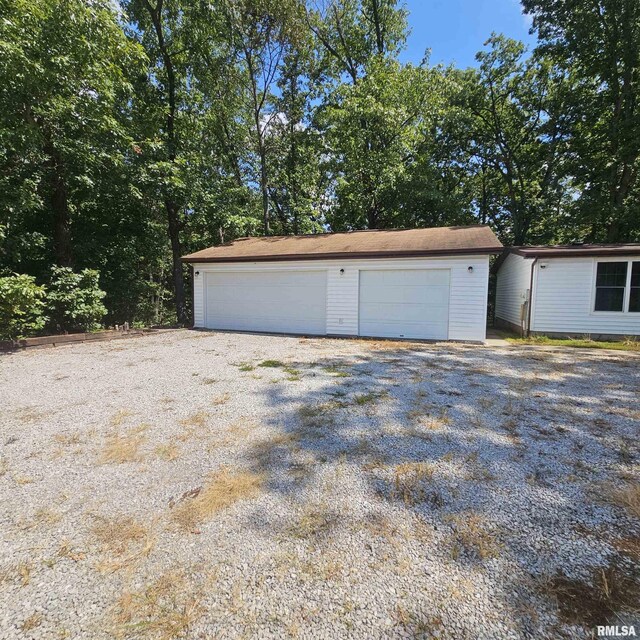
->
[0, 330, 638, 639]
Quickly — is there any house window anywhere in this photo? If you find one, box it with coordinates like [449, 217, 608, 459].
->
[630, 262, 640, 313]
[594, 262, 628, 311]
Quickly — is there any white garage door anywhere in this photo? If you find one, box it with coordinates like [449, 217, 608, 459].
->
[359, 269, 450, 340]
[204, 270, 327, 335]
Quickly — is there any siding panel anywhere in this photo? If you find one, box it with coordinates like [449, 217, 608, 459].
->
[495, 253, 532, 328]
[191, 255, 490, 342]
[532, 257, 640, 335]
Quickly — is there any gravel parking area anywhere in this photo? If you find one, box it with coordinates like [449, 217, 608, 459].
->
[0, 330, 638, 639]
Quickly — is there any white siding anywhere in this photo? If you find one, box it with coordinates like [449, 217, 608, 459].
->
[448, 259, 489, 341]
[531, 257, 640, 336]
[495, 253, 533, 328]
[326, 267, 359, 335]
[191, 255, 490, 342]
[193, 267, 204, 327]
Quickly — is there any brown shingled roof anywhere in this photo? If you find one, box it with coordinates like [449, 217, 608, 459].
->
[182, 225, 503, 263]
[509, 243, 640, 258]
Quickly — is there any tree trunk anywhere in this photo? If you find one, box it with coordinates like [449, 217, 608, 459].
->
[145, 0, 187, 323]
[166, 199, 187, 324]
[259, 139, 270, 235]
[44, 139, 72, 267]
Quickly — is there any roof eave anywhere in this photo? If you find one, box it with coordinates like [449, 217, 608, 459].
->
[509, 247, 640, 258]
[181, 246, 503, 263]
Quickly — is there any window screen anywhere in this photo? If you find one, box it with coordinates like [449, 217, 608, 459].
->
[630, 262, 640, 313]
[594, 262, 628, 311]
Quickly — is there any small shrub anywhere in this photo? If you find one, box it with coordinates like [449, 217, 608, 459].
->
[0, 274, 47, 340]
[46, 266, 107, 332]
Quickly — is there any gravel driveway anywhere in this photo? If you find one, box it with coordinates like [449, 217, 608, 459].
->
[0, 330, 638, 639]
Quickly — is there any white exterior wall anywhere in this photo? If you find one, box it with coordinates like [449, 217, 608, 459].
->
[191, 255, 490, 341]
[530, 256, 640, 336]
[326, 266, 359, 335]
[495, 253, 533, 328]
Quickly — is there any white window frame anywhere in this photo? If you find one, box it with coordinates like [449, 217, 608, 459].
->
[591, 257, 638, 314]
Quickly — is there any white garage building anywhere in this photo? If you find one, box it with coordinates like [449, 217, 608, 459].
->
[182, 225, 503, 342]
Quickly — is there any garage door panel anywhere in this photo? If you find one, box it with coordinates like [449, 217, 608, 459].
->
[360, 284, 450, 306]
[359, 269, 450, 340]
[205, 270, 327, 335]
[359, 302, 448, 324]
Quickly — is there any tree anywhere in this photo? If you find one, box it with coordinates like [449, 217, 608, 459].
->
[523, 0, 640, 241]
[308, 0, 411, 229]
[318, 58, 428, 230]
[0, 0, 141, 270]
[222, 0, 306, 235]
[455, 35, 569, 244]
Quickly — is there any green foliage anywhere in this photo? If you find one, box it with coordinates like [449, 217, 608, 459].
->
[0, 274, 47, 340]
[522, 0, 640, 242]
[46, 267, 107, 333]
[0, 0, 638, 327]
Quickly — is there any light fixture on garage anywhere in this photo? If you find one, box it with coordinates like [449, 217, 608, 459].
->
[195, 271, 200, 276]
[467, 266, 474, 273]
[340, 268, 345, 275]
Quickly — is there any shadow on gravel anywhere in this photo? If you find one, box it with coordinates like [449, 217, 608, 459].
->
[244, 342, 639, 635]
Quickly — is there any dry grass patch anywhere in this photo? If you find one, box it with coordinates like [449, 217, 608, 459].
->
[57, 539, 87, 562]
[110, 409, 134, 428]
[0, 560, 32, 586]
[91, 515, 154, 573]
[392, 462, 443, 507]
[358, 339, 421, 351]
[101, 425, 148, 464]
[406, 402, 450, 430]
[542, 564, 640, 628]
[211, 392, 230, 406]
[250, 432, 298, 469]
[447, 513, 500, 560]
[14, 407, 52, 424]
[171, 468, 264, 532]
[155, 443, 181, 461]
[91, 515, 148, 554]
[297, 401, 342, 432]
[111, 569, 205, 640]
[179, 411, 209, 429]
[287, 504, 336, 540]
[178, 411, 210, 440]
[274, 549, 343, 584]
[18, 506, 62, 531]
[53, 431, 82, 446]
[600, 480, 640, 519]
[218, 418, 258, 445]
[20, 613, 43, 632]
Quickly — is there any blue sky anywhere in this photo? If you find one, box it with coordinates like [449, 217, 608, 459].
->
[400, 0, 536, 68]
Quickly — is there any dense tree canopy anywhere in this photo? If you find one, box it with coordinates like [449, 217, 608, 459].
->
[1, 0, 638, 327]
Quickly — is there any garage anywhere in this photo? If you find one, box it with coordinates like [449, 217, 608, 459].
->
[183, 225, 503, 342]
[204, 270, 327, 335]
[359, 269, 450, 339]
